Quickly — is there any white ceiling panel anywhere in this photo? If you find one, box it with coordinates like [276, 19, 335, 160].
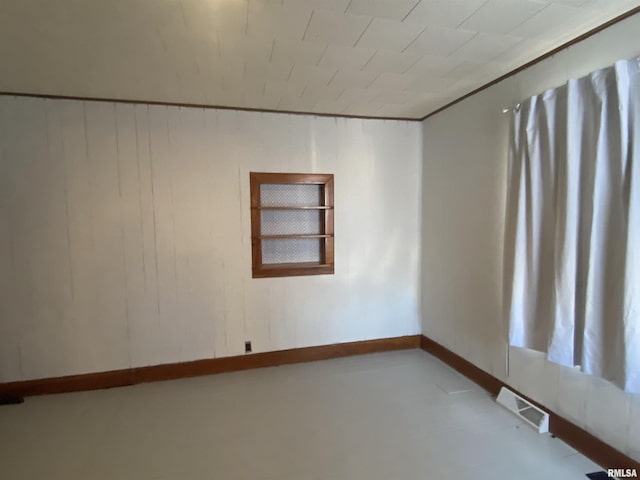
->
[403, 0, 488, 28]
[284, 0, 351, 13]
[356, 18, 425, 51]
[459, 0, 548, 34]
[301, 84, 346, 101]
[406, 55, 465, 77]
[361, 50, 421, 74]
[510, 4, 593, 38]
[247, 1, 313, 41]
[317, 45, 376, 70]
[288, 64, 339, 89]
[374, 89, 417, 104]
[264, 80, 306, 99]
[0, 0, 638, 119]
[218, 34, 273, 64]
[270, 39, 326, 66]
[369, 72, 417, 90]
[338, 87, 382, 104]
[202, 0, 249, 36]
[328, 69, 379, 89]
[445, 60, 508, 79]
[405, 26, 477, 56]
[346, 0, 421, 21]
[452, 32, 524, 62]
[303, 10, 372, 46]
[553, 0, 590, 5]
[406, 74, 461, 93]
[244, 60, 294, 83]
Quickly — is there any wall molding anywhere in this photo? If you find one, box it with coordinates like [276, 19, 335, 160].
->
[419, 335, 640, 472]
[0, 92, 421, 123]
[0, 335, 420, 397]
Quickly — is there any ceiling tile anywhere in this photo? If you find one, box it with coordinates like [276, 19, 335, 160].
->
[218, 34, 272, 64]
[369, 72, 416, 90]
[317, 44, 376, 70]
[361, 50, 421, 74]
[270, 38, 326, 65]
[247, 1, 312, 41]
[264, 79, 305, 98]
[328, 68, 379, 89]
[373, 89, 416, 104]
[403, 0, 488, 28]
[1, 0, 637, 119]
[244, 60, 293, 83]
[459, 0, 547, 34]
[552, 0, 591, 5]
[406, 74, 460, 93]
[303, 10, 372, 47]
[406, 54, 464, 77]
[490, 37, 551, 64]
[301, 84, 345, 101]
[510, 4, 592, 38]
[338, 87, 382, 104]
[288, 64, 338, 89]
[356, 18, 425, 51]
[444, 59, 506, 78]
[451, 32, 524, 61]
[345, 0, 420, 21]
[404, 26, 476, 56]
[283, 0, 351, 13]
[205, 0, 249, 36]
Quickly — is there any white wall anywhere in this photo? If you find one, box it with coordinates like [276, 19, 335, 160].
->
[421, 13, 640, 461]
[0, 97, 422, 383]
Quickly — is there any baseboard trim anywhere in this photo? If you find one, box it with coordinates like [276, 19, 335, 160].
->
[419, 335, 640, 471]
[0, 335, 420, 397]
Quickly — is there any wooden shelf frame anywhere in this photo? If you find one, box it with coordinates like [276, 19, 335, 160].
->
[250, 172, 335, 278]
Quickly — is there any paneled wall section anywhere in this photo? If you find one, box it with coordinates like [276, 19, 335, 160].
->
[0, 97, 422, 382]
[420, 13, 640, 461]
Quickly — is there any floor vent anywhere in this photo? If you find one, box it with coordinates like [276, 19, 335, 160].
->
[496, 387, 549, 433]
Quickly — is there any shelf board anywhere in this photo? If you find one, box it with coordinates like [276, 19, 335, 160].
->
[253, 206, 333, 210]
[261, 262, 332, 269]
[258, 234, 333, 240]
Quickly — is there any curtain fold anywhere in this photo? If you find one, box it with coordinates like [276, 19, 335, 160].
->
[504, 58, 640, 394]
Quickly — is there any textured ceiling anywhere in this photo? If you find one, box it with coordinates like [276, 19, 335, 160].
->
[0, 0, 638, 119]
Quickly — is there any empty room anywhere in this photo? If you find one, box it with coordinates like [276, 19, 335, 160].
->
[1, 0, 639, 478]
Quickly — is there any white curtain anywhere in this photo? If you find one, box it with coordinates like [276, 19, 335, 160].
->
[504, 58, 640, 394]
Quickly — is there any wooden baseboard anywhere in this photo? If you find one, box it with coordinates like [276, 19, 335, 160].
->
[419, 335, 640, 472]
[0, 335, 420, 397]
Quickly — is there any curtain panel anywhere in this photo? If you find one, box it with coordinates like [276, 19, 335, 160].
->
[504, 58, 640, 394]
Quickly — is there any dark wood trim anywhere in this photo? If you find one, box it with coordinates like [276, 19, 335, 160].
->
[250, 172, 335, 278]
[421, 6, 640, 121]
[0, 91, 421, 122]
[420, 335, 504, 395]
[419, 335, 640, 471]
[253, 206, 334, 210]
[250, 172, 334, 185]
[0, 335, 420, 398]
[252, 264, 335, 278]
